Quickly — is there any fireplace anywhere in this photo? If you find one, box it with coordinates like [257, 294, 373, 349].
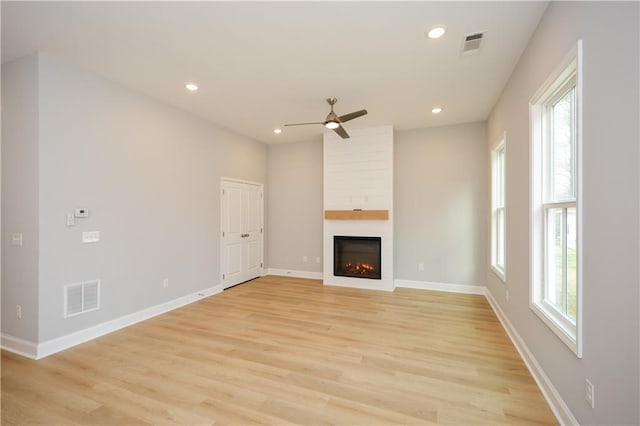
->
[333, 236, 381, 280]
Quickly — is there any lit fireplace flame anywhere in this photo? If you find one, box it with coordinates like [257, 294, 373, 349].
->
[344, 262, 377, 276]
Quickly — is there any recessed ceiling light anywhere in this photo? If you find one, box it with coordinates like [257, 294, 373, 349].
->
[185, 83, 199, 92]
[427, 26, 446, 39]
[273, 128, 282, 134]
[432, 107, 443, 114]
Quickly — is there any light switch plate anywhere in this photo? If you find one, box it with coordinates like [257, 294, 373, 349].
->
[82, 231, 100, 243]
[75, 208, 89, 218]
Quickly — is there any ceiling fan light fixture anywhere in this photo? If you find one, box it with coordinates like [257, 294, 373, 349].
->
[284, 98, 366, 139]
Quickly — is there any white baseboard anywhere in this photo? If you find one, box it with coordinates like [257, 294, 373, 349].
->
[1, 284, 223, 360]
[265, 274, 484, 294]
[323, 279, 394, 292]
[1, 334, 38, 359]
[394, 279, 486, 295]
[485, 290, 577, 426]
[266, 268, 323, 280]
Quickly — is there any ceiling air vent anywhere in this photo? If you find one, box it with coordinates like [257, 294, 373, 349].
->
[65, 280, 100, 318]
[462, 32, 485, 55]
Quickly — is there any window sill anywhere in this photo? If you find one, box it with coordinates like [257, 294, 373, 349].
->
[530, 300, 581, 358]
[490, 265, 506, 283]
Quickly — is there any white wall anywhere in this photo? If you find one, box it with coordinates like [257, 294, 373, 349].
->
[395, 123, 487, 287]
[1, 55, 40, 342]
[2, 53, 267, 344]
[266, 139, 323, 273]
[487, 2, 639, 424]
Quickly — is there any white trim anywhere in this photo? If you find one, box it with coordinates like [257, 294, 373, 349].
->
[490, 265, 506, 283]
[220, 176, 263, 187]
[530, 42, 580, 105]
[491, 135, 507, 281]
[485, 289, 578, 426]
[574, 39, 584, 360]
[394, 279, 486, 295]
[266, 268, 323, 280]
[220, 177, 265, 289]
[529, 40, 583, 358]
[34, 284, 222, 359]
[324, 278, 394, 292]
[1, 334, 38, 359]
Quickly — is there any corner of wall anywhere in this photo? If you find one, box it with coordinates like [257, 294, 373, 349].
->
[1, 53, 41, 343]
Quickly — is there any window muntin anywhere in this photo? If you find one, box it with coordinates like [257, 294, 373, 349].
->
[530, 41, 582, 357]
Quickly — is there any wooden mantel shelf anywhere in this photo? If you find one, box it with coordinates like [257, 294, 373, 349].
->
[324, 210, 389, 220]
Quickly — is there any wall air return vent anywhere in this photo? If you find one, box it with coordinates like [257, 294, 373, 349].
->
[64, 280, 100, 318]
[462, 32, 485, 55]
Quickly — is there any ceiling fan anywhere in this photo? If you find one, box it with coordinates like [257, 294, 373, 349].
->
[284, 98, 367, 139]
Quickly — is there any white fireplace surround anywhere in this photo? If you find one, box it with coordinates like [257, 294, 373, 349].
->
[323, 125, 394, 291]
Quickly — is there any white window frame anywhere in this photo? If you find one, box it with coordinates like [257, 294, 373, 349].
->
[529, 41, 583, 358]
[491, 134, 506, 281]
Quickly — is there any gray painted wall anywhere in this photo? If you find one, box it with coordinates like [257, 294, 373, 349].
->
[487, 2, 639, 424]
[266, 123, 488, 287]
[266, 139, 323, 272]
[2, 53, 267, 342]
[1, 55, 40, 341]
[395, 123, 487, 286]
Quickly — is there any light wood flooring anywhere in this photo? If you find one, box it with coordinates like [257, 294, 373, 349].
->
[1, 276, 557, 425]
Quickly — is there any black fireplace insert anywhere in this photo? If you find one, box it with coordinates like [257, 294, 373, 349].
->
[333, 236, 381, 280]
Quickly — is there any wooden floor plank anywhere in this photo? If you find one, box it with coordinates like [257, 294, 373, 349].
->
[1, 276, 557, 425]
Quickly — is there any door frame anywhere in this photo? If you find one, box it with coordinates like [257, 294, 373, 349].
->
[220, 177, 264, 288]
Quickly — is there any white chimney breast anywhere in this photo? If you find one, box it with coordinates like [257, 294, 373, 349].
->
[323, 126, 394, 291]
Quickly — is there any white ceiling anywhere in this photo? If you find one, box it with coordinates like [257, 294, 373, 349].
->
[2, 1, 548, 144]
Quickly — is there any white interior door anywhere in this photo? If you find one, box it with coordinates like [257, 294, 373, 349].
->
[221, 179, 263, 289]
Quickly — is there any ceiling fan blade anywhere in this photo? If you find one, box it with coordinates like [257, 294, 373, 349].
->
[284, 122, 324, 127]
[338, 109, 367, 123]
[333, 124, 350, 139]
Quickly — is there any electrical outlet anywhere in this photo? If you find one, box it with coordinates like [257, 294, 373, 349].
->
[418, 263, 425, 271]
[16, 305, 22, 319]
[303, 256, 308, 263]
[506, 290, 510, 302]
[585, 379, 594, 408]
[162, 278, 169, 288]
[11, 233, 23, 246]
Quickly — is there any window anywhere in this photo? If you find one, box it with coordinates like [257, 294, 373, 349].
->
[530, 41, 582, 357]
[491, 136, 506, 280]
